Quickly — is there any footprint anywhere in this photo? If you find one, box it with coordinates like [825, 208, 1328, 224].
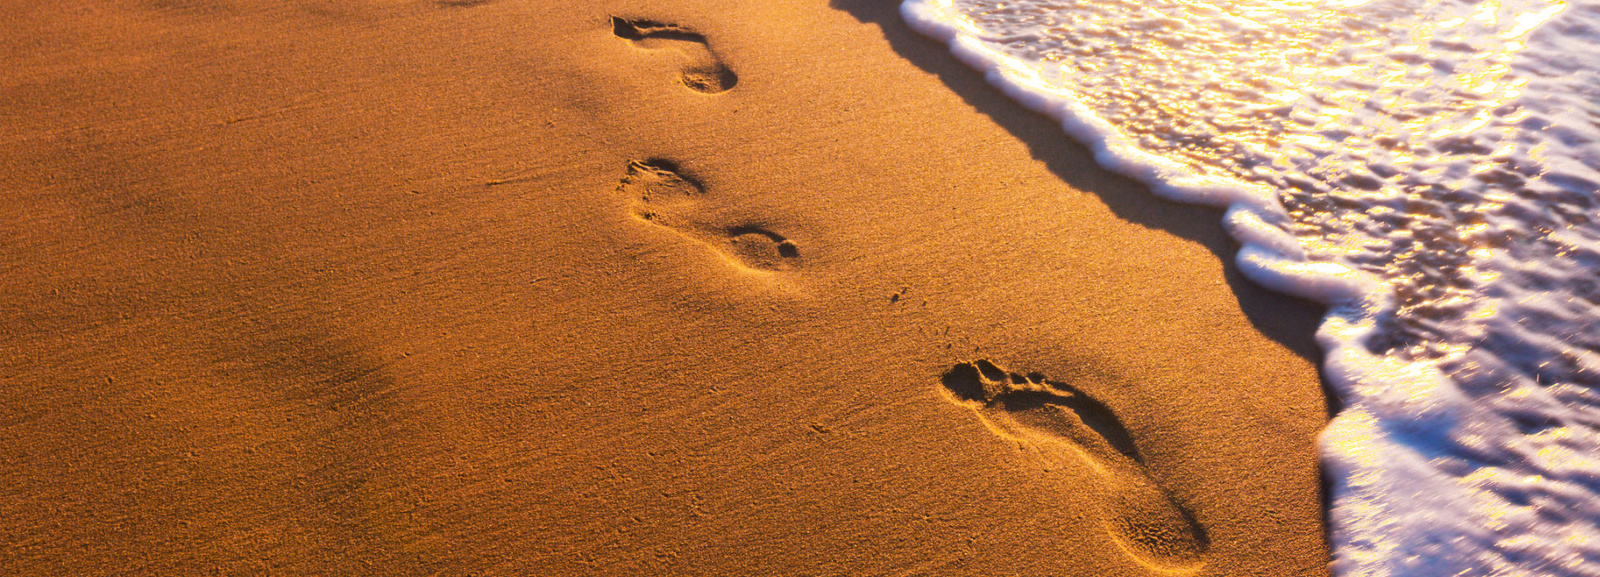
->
[611, 16, 738, 94]
[940, 360, 1209, 572]
[616, 159, 799, 272]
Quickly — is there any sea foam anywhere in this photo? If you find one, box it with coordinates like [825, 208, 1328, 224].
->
[901, 0, 1600, 573]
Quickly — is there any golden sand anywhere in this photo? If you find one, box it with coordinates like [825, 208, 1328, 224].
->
[1, 1, 1330, 574]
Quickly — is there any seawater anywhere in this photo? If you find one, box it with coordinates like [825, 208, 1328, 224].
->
[900, 0, 1600, 573]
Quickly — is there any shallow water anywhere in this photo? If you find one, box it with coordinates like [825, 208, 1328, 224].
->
[901, 0, 1600, 573]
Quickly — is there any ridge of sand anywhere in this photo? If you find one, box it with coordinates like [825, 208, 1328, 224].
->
[1, 1, 1329, 574]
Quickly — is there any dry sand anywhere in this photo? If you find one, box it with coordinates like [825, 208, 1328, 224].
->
[1, 0, 1331, 574]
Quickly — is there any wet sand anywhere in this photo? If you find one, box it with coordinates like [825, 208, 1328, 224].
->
[1, 0, 1331, 574]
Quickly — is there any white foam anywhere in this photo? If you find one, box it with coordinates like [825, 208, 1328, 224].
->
[902, 0, 1600, 573]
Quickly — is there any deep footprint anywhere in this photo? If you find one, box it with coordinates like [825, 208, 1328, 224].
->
[941, 360, 1209, 572]
[611, 16, 738, 94]
[616, 159, 799, 271]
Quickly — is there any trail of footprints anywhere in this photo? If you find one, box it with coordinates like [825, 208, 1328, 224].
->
[941, 360, 1210, 572]
[612, 16, 738, 94]
[617, 159, 799, 271]
[609, 18, 796, 272]
[609, 13, 1197, 570]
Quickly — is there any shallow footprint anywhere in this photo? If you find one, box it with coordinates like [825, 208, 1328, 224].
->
[611, 16, 738, 94]
[941, 360, 1209, 572]
[727, 227, 800, 271]
[616, 159, 800, 272]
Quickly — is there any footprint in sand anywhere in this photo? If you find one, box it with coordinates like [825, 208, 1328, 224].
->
[616, 159, 799, 272]
[611, 16, 738, 94]
[940, 360, 1210, 572]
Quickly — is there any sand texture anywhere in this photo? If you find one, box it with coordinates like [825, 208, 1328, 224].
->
[1, 0, 1331, 574]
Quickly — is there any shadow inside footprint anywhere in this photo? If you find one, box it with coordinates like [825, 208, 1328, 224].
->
[941, 360, 1209, 572]
[619, 159, 703, 222]
[611, 16, 738, 94]
[616, 160, 800, 272]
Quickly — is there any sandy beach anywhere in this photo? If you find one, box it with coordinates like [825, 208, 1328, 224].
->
[2, 0, 1331, 574]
